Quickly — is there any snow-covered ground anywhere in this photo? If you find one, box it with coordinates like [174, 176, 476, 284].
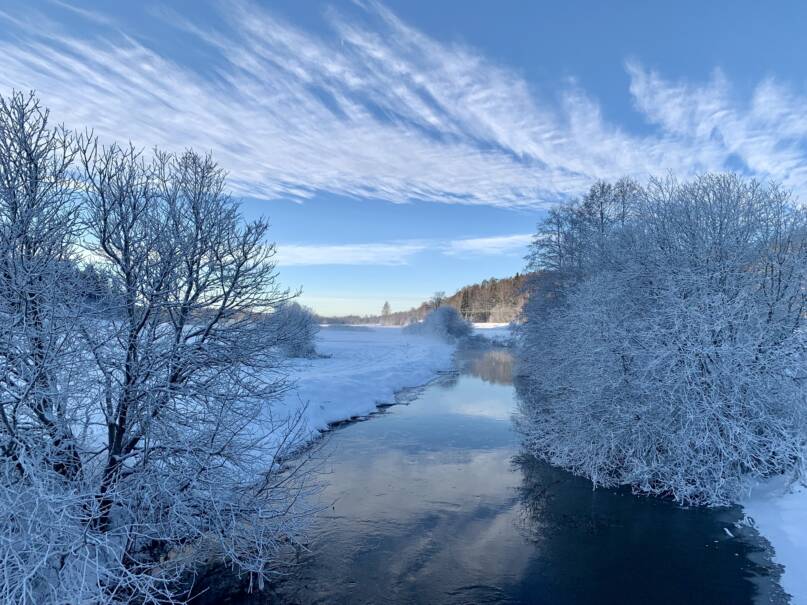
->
[743, 478, 807, 604]
[472, 322, 513, 345]
[277, 326, 455, 441]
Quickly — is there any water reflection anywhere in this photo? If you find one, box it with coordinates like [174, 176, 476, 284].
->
[455, 343, 514, 385]
[511, 454, 782, 604]
[233, 347, 782, 604]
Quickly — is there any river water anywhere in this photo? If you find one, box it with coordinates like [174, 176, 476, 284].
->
[233, 344, 783, 604]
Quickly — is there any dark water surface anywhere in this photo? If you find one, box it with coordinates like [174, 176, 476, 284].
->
[242, 345, 783, 605]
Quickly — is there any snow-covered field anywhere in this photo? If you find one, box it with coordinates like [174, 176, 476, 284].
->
[743, 479, 807, 604]
[277, 325, 455, 441]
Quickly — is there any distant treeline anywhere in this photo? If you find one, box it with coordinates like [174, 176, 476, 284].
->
[321, 274, 528, 325]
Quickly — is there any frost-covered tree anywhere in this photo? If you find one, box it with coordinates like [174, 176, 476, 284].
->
[0, 94, 103, 602]
[0, 93, 314, 603]
[517, 174, 807, 506]
[381, 301, 391, 317]
[272, 301, 319, 358]
[404, 306, 472, 341]
[0, 92, 84, 483]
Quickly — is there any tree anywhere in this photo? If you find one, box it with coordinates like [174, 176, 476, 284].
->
[429, 291, 446, 309]
[0, 91, 85, 483]
[517, 174, 807, 506]
[0, 93, 313, 603]
[403, 306, 472, 341]
[273, 301, 319, 357]
[458, 289, 471, 320]
[381, 301, 391, 317]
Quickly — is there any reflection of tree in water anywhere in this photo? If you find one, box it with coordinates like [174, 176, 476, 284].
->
[512, 453, 617, 545]
[509, 452, 782, 605]
[456, 344, 513, 385]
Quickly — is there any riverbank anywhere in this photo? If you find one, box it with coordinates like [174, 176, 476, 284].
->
[743, 479, 807, 604]
[275, 325, 454, 441]
[274, 324, 506, 444]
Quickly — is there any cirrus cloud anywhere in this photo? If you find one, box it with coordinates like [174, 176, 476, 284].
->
[276, 233, 533, 266]
[276, 241, 429, 266]
[1, 1, 807, 207]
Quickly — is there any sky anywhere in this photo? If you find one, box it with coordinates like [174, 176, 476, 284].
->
[2, 1, 807, 315]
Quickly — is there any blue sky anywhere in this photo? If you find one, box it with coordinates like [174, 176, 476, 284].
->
[3, 1, 807, 314]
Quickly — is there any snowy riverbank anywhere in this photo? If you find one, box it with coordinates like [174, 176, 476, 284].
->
[743, 479, 807, 604]
[277, 325, 455, 441]
[472, 322, 514, 345]
[276, 323, 508, 443]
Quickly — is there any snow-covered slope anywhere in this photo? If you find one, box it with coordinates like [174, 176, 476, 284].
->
[278, 325, 455, 441]
[743, 478, 807, 604]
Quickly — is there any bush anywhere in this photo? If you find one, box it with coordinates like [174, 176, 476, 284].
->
[403, 306, 472, 341]
[273, 301, 319, 357]
[517, 174, 807, 506]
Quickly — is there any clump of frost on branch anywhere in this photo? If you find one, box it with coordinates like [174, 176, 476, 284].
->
[403, 306, 472, 342]
[0, 92, 315, 604]
[516, 174, 807, 506]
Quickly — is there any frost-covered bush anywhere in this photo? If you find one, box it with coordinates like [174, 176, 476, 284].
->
[403, 305, 472, 341]
[517, 175, 807, 506]
[273, 301, 319, 357]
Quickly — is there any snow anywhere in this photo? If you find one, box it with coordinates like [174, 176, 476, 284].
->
[278, 325, 455, 440]
[472, 322, 513, 345]
[743, 478, 807, 604]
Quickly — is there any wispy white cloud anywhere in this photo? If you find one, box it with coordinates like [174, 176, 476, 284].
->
[444, 234, 533, 256]
[277, 233, 532, 266]
[276, 241, 428, 266]
[46, 0, 117, 27]
[1, 2, 807, 207]
[626, 61, 807, 195]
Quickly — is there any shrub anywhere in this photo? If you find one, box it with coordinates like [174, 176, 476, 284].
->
[517, 174, 807, 506]
[403, 306, 472, 341]
[273, 301, 319, 357]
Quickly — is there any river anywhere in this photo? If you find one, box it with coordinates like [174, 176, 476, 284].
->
[224, 343, 784, 604]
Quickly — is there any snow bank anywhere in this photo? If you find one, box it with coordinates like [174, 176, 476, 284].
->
[743, 478, 807, 604]
[473, 322, 513, 345]
[277, 326, 455, 440]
